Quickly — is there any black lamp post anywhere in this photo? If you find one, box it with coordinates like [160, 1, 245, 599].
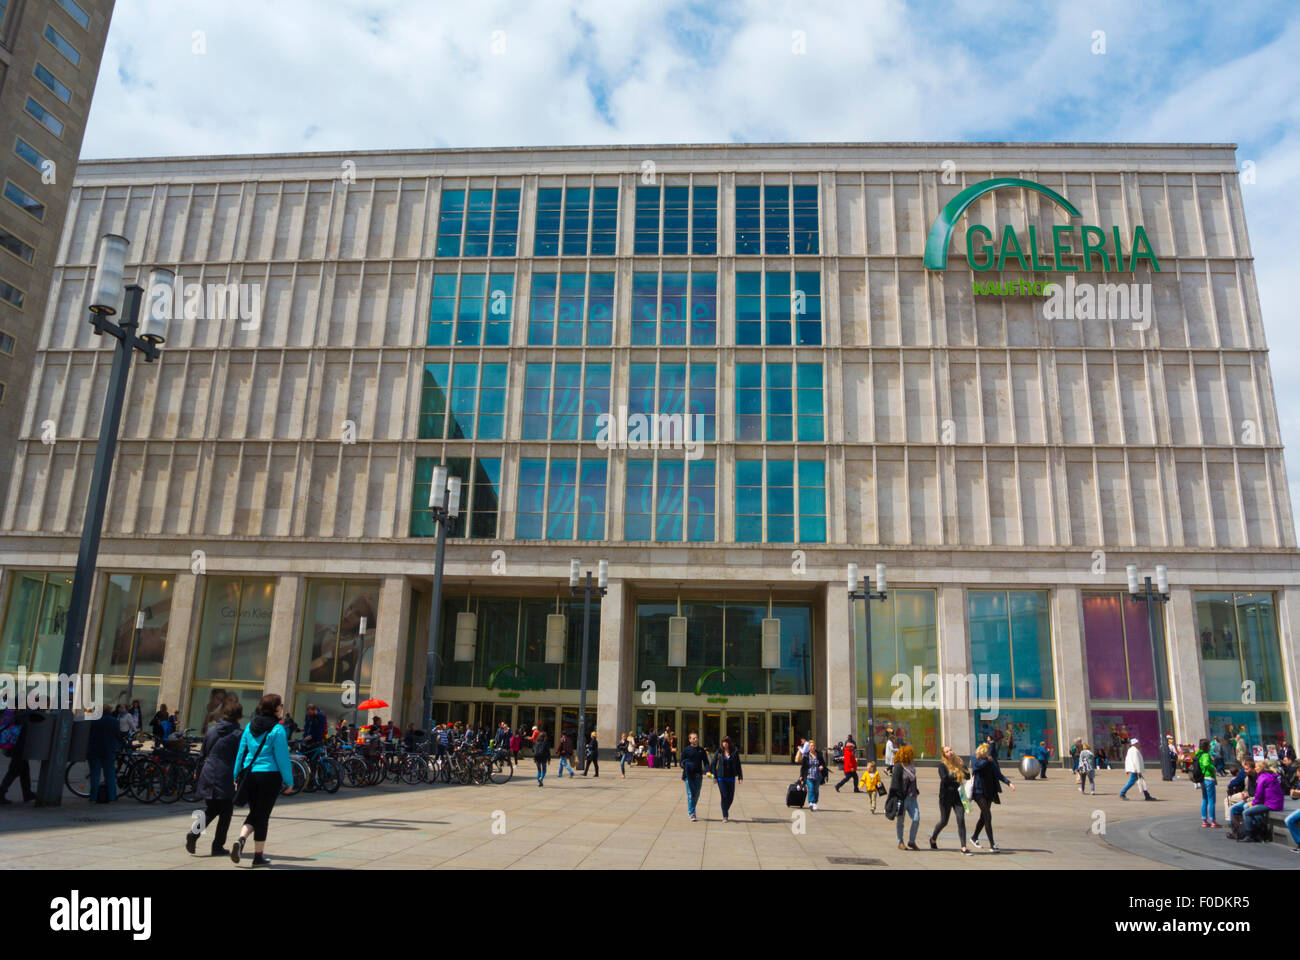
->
[569, 558, 607, 771]
[847, 562, 887, 765]
[1127, 563, 1174, 782]
[420, 466, 461, 740]
[37, 234, 174, 806]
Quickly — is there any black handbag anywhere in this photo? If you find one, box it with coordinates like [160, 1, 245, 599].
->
[233, 728, 272, 808]
[884, 792, 900, 820]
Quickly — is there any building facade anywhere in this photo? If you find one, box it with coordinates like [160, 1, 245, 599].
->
[0, 0, 115, 490]
[2, 142, 1298, 764]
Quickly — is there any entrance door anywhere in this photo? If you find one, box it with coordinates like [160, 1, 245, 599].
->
[724, 713, 742, 754]
[770, 711, 792, 761]
[679, 710, 702, 743]
[703, 711, 721, 752]
[744, 712, 765, 758]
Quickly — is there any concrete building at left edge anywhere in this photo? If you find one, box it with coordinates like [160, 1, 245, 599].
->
[1, 140, 1298, 767]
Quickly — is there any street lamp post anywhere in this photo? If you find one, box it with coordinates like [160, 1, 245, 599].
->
[37, 234, 174, 807]
[123, 609, 144, 709]
[420, 467, 461, 740]
[569, 558, 608, 771]
[847, 563, 888, 765]
[1127, 563, 1174, 781]
[351, 615, 367, 732]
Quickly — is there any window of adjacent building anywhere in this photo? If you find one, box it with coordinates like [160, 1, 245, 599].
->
[411, 456, 501, 539]
[633, 184, 718, 255]
[625, 458, 715, 542]
[521, 361, 611, 441]
[735, 458, 826, 543]
[534, 186, 617, 257]
[92, 574, 172, 712]
[628, 362, 716, 444]
[515, 457, 606, 540]
[297, 579, 379, 688]
[527, 271, 613, 346]
[631, 270, 717, 345]
[54, 0, 90, 29]
[434, 187, 520, 258]
[188, 577, 276, 731]
[735, 270, 821, 345]
[34, 63, 72, 104]
[968, 590, 1054, 699]
[1196, 591, 1290, 749]
[44, 23, 80, 65]
[427, 273, 513, 346]
[0, 226, 34, 268]
[4, 180, 46, 221]
[14, 138, 51, 177]
[0, 278, 24, 309]
[0, 330, 14, 354]
[0, 570, 74, 673]
[24, 96, 63, 137]
[418, 361, 505, 440]
[854, 588, 939, 760]
[735, 362, 823, 442]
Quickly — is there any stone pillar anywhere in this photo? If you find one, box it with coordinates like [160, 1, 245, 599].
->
[369, 576, 411, 722]
[824, 583, 854, 747]
[595, 578, 626, 754]
[1051, 586, 1090, 754]
[157, 573, 200, 716]
[407, 582, 430, 728]
[263, 575, 301, 704]
[937, 584, 973, 756]
[1275, 587, 1300, 743]
[1165, 585, 1207, 743]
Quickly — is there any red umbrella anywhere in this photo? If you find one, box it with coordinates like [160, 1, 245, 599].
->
[357, 698, 389, 711]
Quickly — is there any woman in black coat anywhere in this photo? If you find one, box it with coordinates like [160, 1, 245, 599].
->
[533, 730, 551, 787]
[710, 735, 744, 822]
[970, 742, 1015, 851]
[929, 745, 972, 855]
[0, 709, 43, 803]
[186, 696, 244, 856]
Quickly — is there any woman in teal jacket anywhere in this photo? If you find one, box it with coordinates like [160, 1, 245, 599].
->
[230, 693, 294, 867]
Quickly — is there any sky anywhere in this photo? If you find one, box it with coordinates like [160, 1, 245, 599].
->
[80, 0, 1300, 519]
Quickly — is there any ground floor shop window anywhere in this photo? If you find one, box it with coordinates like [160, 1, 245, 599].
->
[1089, 708, 1174, 764]
[1207, 710, 1292, 760]
[975, 708, 1057, 760]
[0, 569, 73, 673]
[189, 576, 277, 732]
[860, 707, 939, 760]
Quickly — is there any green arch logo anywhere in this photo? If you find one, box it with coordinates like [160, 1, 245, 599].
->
[693, 668, 755, 697]
[486, 662, 527, 690]
[923, 177, 1081, 270]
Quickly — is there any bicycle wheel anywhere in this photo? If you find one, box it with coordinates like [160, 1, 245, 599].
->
[131, 760, 163, 803]
[181, 758, 200, 802]
[318, 757, 342, 794]
[367, 760, 385, 786]
[400, 756, 422, 785]
[65, 760, 91, 798]
[289, 758, 309, 795]
[157, 763, 183, 803]
[488, 755, 513, 785]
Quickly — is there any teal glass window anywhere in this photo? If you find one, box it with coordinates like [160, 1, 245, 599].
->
[797, 460, 826, 543]
[692, 186, 717, 255]
[484, 274, 513, 345]
[44, 24, 80, 65]
[624, 459, 714, 543]
[689, 363, 716, 442]
[435, 190, 465, 257]
[736, 272, 762, 345]
[578, 462, 607, 539]
[556, 272, 585, 345]
[1197, 591, 1285, 703]
[470, 459, 501, 538]
[796, 363, 824, 441]
[55, 0, 89, 28]
[733, 458, 824, 543]
[522, 363, 551, 439]
[454, 273, 485, 345]
[767, 460, 795, 541]
[551, 363, 582, 440]
[428, 275, 455, 345]
[736, 363, 762, 441]
[690, 272, 717, 345]
[794, 271, 822, 345]
[765, 272, 792, 345]
[968, 591, 1053, 700]
[634, 186, 659, 255]
[528, 272, 557, 344]
[792, 185, 819, 254]
[656, 461, 685, 540]
[442, 362, 505, 439]
[13, 139, 50, 177]
[764, 185, 790, 255]
[534, 188, 562, 256]
[766, 364, 793, 441]
[462, 189, 493, 256]
[587, 273, 613, 345]
[661, 272, 688, 345]
[562, 188, 590, 256]
[582, 364, 611, 440]
[491, 188, 520, 257]
[662, 187, 689, 255]
[25, 97, 63, 137]
[628, 363, 655, 419]
[736, 460, 763, 542]
[418, 363, 449, 438]
[529, 272, 610, 346]
[516, 459, 547, 540]
[688, 461, 716, 541]
[659, 364, 686, 418]
[477, 364, 507, 440]
[735, 186, 761, 255]
[546, 460, 577, 539]
[411, 456, 501, 539]
[631, 272, 657, 345]
[626, 460, 654, 541]
[591, 187, 618, 255]
[448, 364, 479, 439]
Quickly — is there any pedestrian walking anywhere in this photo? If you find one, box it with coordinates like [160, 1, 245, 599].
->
[1034, 740, 1052, 779]
[1069, 737, 1083, 776]
[646, 727, 657, 768]
[230, 694, 293, 867]
[509, 728, 521, 763]
[533, 729, 551, 786]
[0, 707, 43, 804]
[1118, 737, 1156, 801]
[800, 739, 827, 811]
[680, 731, 709, 821]
[1192, 738, 1220, 829]
[710, 735, 743, 822]
[86, 705, 120, 802]
[583, 731, 599, 777]
[929, 745, 971, 855]
[1076, 742, 1097, 795]
[556, 732, 577, 777]
[883, 734, 897, 774]
[970, 741, 1015, 852]
[835, 735, 860, 792]
[859, 761, 883, 814]
[619, 731, 633, 777]
[1210, 735, 1227, 775]
[889, 744, 922, 850]
[187, 695, 243, 856]
[1234, 731, 1249, 766]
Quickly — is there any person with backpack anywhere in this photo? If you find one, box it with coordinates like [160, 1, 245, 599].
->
[1191, 738, 1220, 829]
[835, 736, 860, 793]
[533, 729, 551, 787]
[1069, 737, 1083, 777]
[187, 695, 243, 856]
[229, 693, 293, 867]
[799, 739, 827, 811]
[1076, 742, 1097, 795]
[680, 731, 710, 821]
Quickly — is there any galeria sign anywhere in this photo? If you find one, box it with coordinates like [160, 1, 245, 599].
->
[923, 177, 1161, 273]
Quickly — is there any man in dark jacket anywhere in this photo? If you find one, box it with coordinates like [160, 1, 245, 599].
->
[87, 707, 121, 802]
[187, 696, 244, 856]
[680, 732, 710, 821]
[302, 703, 327, 745]
[556, 733, 576, 777]
[582, 731, 599, 777]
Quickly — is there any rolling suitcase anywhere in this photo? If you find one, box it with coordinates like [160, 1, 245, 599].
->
[786, 780, 807, 808]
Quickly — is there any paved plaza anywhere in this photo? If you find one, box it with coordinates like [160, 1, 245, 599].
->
[4, 761, 1295, 870]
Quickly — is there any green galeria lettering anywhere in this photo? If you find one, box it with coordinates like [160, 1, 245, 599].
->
[966, 224, 995, 271]
[998, 225, 1028, 271]
[1051, 225, 1078, 272]
[1130, 225, 1159, 271]
[1080, 225, 1111, 271]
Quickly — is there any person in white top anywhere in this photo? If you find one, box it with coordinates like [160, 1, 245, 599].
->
[1119, 737, 1156, 801]
[884, 735, 897, 773]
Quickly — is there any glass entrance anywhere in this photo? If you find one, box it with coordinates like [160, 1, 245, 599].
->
[771, 711, 791, 761]
[703, 711, 721, 752]
[744, 712, 765, 757]
[724, 713, 742, 754]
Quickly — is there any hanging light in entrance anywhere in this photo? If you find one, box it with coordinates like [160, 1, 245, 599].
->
[454, 611, 477, 661]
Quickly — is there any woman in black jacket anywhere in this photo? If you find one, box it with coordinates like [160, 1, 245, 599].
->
[970, 742, 1015, 851]
[889, 744, 922, 850]
[0, 709, 43, 803]
[710, 735, 743, 822]
[187, 695, 244, 856]
[533, 730, 551, 787]
[929, 745, 972, 855]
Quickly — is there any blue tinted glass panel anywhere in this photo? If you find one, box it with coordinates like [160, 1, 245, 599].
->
[792, 185, 819, 255]
[578, 461, 607, 540]
[735, 186, 761, 255]
[562, 187, 590, 256]
[515, 459, 547, 540]
[556, 272, 585, 346]
[736, 271, 762, 345]
[736, 460, 763, 542]
[690, 272, 716, 345]
[625, 460, 654, 541]
[448, 363, 478, 439]
[551, 363, 581, 440]
[34, 63, 71, 104]
[634, 186, 660, 255]
[435, 189, 464, 257]
[477, 364, 507, 440]
[522, 363, 551, 439]
[764, 185, 789, 254]
[767, 460, 795, 541]
[24, 97, 63, 137]
[418, 363, 448, 438]
[796, 363, 824, 442]
[661, 273, 688, 345]
[656, 461, 685, 541]
[470, 458, 502, 539]
[688, 461, 716, 542]
[692, 186, 717, 255]
[628, 363, 656, 417]
[766, 363, 793, 442]
[427, 274, 456, 345]
[462, 189, 493, 256]
[631, 272, 658, 346]
[765, 271, 792, 346]
[491, 188, 520, 257]
[735, 363, 762, 441]
[795, 270, 821, 345]
[547, 460, 577, 539]
[582, 363, 611, 440]
[591, 187, 618, 255]
[454, 273, 485, 346]
[534, 188, 562, 256]
[484, 274, 513, 345]
[528, 272, 556, 345]
[44, 24, 80, 65]
[797, 459, 826, 543]
[662, 187, 688, 255]
[587, 273, 613, 345]
[689, 364, 716, 442]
